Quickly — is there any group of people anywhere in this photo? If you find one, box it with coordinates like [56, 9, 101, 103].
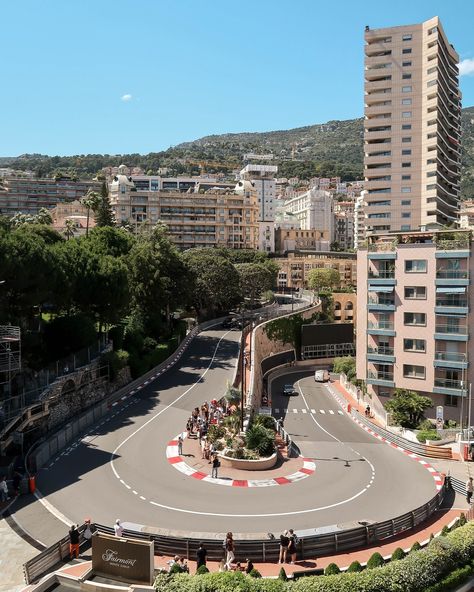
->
[221, 533, 254, 573]
[279, 529, 299, 564]
[0, 471, 23, 502]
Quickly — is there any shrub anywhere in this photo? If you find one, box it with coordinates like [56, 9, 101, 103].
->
[101, 349, 129, 380]
[390, 547, 405, 561]
[347, 560, 363, 572]
[324, 563, 340, 575]
[459, 513, 467, 526]
[253, 414, 277, 431]
[43, 313, 96, 360]
[366, 552, 384, 569]
[207, 425, 225, 443]
[411, 541, 422, 552]
[169, 563, 183, 574]
[196, 565, 209, 575]
[109, 324, 124, 349]
[278, 567, 287, 580]
[423, 561, 474, 592]
[419, 419, 435, 431]
[441, 525, 450, 537]
[245, 424, 275, 457]
[249, 568, 262, 578]
[143, 336, 158, 352]
[416, 430, 441, 443]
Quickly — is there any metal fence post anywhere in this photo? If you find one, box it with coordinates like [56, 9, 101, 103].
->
[262, 542, 266, 563]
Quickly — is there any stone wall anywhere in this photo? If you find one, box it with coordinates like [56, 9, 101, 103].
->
[248, 303, 321, 413]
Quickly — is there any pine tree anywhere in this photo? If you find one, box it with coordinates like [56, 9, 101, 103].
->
[95, 182, 115, 227]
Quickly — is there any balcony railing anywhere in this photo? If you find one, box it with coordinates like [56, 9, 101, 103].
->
[368, 270, 395, 278]
[435, 298, 468, 308]
[368, 371, 394, 381]
[434, 236, 470, 250]
[367, 346, 394, 356]
[368, 241, 397, 252]
[368, 298, 395, 306]
[436, 270, 469, 279]
[435, 324, 468, 335]
[434, 378, 464, 390]
[368, 321, 394, 330]
[434, 351, 467, 363]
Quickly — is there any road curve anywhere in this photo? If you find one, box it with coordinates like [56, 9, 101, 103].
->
[36, 331, 438, 537]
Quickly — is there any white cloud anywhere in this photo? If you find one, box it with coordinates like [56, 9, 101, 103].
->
[121, 94, 133, 102]
[459, 58, 474, 76]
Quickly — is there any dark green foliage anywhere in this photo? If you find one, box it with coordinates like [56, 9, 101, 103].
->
[366, 552, 384, 569]
[108, 325, 124, 350]
[196, 565, 209, 575]
[390, 547, 405, 561]
[459, 513, 467, 526]
[417, 430, 441, 443]
[43, 314, 96, 360]
[410, 541, 422, 552]
[252, 414, 277, 431]
[324, 563, 340, 575]
[245, 424, 275, 457]
[264, 312, 318, 359]
[100, 350, 129, 380]
[385, 389, 433, 428]
[347, 560, 363, 572]
[249, 568, 262, 578]
[278, 567, 287, 580]
[169, 563, 183, 574]
[207, 425, 226, 443]
[423, 560, 474, 592]
[441, 525, 450, 537]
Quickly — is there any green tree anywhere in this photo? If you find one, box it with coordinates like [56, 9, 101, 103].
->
[94, 182, 116, 227]
[183, 248, 241, 317]
[81, 190, 100, 237]
[307, 267, 340, 293]
[333, 356, 356, 380]
[385, 388, 433, 428]
[64, 218, 76, 241]
[236, 262, 275, 306]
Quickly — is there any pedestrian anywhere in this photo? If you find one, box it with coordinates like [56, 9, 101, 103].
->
[218, 558, 227, 572]
[288, 529, 298, 564]
[466, 477, 474, 505]
[12, 471, 21, 496]
[196, 542, 207, 569]
[114, 519, 124, 537]
[83, 519, 93, 551]
[211, 454, 220, 479]
[178, 435, 183, 456]
[279, 530, 289, 564]
[178, 557, 189, 573]
[365, 405, 371, 418]
[224, 532, 235, 570]
[69, 524, 80, 559]
[0, 476, 9, 502]
[245, 558, 254, 574]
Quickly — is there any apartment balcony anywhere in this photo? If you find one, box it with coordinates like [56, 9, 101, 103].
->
[367, 241, 397, 259]
[434, 324, 468, 341]
[367, 269, 396, 285]
[435, 269, 469, 287]
[367, 346, 395, 363]
[367, 321, 395, 337]
[367, 297, 395, 312]
[433, 351, 468, 370]
[435, 236, 470, 255]
[433, 377, 467, 396]
[367, 370, 395, 387]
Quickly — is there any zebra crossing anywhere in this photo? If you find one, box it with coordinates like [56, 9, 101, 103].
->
[274, 408, 344, 416]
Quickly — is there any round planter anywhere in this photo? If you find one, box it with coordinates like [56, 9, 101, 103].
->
[219, 451, 278, 471]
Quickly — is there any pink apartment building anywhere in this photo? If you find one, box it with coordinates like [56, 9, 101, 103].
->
[357, 230, 473, 425]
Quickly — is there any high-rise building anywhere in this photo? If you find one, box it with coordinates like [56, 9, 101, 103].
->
[364, 17, 461, 234]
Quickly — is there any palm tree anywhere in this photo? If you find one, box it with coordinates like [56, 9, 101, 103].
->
[64, 218, 76, 241]
[81, 191, 100, 237]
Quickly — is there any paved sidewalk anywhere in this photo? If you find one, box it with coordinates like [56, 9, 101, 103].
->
[0, 511, 37, 592]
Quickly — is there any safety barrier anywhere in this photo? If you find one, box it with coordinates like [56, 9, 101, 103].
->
[23, 484, 446, 584]
[352, 411, 453, 459]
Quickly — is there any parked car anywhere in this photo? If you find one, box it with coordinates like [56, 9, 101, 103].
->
[282, 384, 297, 396]
[314, 369, 330, 382]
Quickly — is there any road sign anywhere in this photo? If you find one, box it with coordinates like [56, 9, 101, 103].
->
[436, 406, 444, 422]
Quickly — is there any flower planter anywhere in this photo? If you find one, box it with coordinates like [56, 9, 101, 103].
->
[219, 451, 278, 471]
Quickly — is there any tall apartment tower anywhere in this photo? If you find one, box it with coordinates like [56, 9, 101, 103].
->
[364, 17, 461, 234]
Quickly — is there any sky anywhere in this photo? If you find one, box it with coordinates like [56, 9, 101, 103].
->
[1, 0, 474, 156]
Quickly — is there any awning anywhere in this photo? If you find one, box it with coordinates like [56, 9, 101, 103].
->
[368, 285, 394, 293]
[436, 287, 466, 294]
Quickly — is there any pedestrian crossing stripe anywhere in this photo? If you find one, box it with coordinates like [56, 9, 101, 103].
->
[311, 409, 316, 414]
[292, 409, 298, 413]
[320, 409, 325, 414]
[329, 410, 335, 415]
[273, 408, 345, 416]
[301, 409, 307, 414]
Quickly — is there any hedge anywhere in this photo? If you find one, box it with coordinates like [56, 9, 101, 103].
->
[154, 523, 474, 592]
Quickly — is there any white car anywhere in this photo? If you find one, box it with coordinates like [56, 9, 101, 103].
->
[314, 370, 330, 382]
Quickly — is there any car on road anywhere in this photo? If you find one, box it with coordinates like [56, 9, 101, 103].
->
[314, 369, 330, 382]
[282, 384, 297, 396]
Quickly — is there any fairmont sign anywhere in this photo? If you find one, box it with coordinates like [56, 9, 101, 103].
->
[92, 532, 154, 585]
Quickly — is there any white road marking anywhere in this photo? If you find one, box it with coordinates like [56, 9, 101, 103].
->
[319, 409, 325, 414]
[292, 409, 298, 413]
[329, 410, 335, 415]
[301, 409, 307, 414]
[310, 409, 316, 414]
[338, 410, 343, 415]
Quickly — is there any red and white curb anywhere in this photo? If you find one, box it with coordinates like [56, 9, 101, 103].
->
[166, 434, 315, 487]
[325, 384, 444, 492]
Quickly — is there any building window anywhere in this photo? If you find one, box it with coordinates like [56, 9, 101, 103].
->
[402, 175, 412, 180]
[402, 34, 413, 41]
[404, 286, 426, 299]
[402, 137, 412, 143]
[405, 259, 427, 273]
[445, 395, 458, 407]
[402, 111, 412, 118]
[404, 312, 426, 326]
[402, 61, 412, 67]
[402, 162, 412, 168]
[427, 79, 437, 87]
[401, 187, 411, 192]
[401, 199, 412, 206]
[402, 73, 412, 79]
[402, 86, 412, 93]
[401, 225, 411, 231]
[402, 149, 412, 155]
[404, 338, 426, 351]
[402, 48, 412, 54]
[402, 99, 412, 106]
[402, 124, 412, 130]
[403, 364, 425, 379]
[402, 212, 411, 218]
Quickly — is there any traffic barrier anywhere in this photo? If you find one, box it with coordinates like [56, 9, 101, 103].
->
[28, 476, 35, 494]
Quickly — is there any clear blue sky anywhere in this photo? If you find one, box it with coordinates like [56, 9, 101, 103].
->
[1, 0, 473, 156]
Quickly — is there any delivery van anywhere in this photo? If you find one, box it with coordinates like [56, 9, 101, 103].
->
[314, 369, 330, 382]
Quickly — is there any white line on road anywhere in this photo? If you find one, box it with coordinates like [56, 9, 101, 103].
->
[310, 409, 316, 414]
[292, 409, 298, 413]
[319, 409, 325, 414]
[301, 409, 307, 414]
[329, 410, 335, 415]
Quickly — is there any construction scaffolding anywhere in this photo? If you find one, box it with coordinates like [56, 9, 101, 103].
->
[0, 325, 21, 393]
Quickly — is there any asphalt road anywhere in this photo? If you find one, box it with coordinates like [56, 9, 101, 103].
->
[27, 330, 437, 540]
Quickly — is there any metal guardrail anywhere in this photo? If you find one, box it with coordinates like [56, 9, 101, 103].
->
[23, 481, 446, 585]
[353, 411, 452, 459]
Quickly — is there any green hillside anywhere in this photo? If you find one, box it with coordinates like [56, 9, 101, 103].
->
[2, 106, 474, 197]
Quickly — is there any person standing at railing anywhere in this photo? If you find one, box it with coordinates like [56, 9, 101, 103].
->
[69, 524, 80, 560]
[466, 477, 473, 505]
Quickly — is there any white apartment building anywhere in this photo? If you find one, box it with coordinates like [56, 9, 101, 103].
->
[281, 188, 334, 240]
